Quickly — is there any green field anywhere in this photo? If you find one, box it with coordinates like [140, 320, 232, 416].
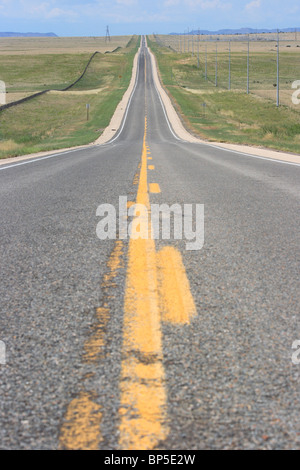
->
[148, 35, 300, 154]
[0, 36, 139, 159]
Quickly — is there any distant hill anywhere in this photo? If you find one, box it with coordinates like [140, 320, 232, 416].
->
[170, 27, 299, 35]
[0, 32, 58, 37]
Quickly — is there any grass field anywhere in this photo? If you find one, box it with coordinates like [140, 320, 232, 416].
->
[0, 36, 139, 158]
[148, 35, 300, 154]
[0, 36, 136, 100]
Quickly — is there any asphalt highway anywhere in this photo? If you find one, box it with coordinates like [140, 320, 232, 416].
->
[0, 37, 299, 450]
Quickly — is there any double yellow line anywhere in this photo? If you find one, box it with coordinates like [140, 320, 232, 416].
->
[118, 114, 196, 449]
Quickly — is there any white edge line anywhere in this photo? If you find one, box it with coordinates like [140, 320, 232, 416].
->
[146, 41, 185, 144]
[202, 143, 300, 167]
[101, 45, 141, 145]
[0, 146, 92, 172]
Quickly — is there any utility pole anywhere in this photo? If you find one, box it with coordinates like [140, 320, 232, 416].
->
[197, 29, 200, 68]
[247, 34, 250, 94]
[215, 42, 218, 87]
[205, 43, 207, 80]
[229, 40, 231, 90]
[277, 29, 280, 107]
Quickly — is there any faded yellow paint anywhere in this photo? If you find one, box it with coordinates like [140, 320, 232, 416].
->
[83, 307, 110, 363]
[119, 360, 167, 450]
[157, 246, 197, 324]
[148, 165, 155, 170]
[133, 176, 139, 185]
[83, 242, 123, 362]
[59, 239, 124, 450]
[59, 391, 102, 450]
[149, 183, 161, 193]
[102, 240, 124, 286]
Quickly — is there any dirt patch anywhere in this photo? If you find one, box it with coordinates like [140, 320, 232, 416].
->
[0, 140, 22, 152]
[253, 89, 297, 108]
[48, 88, 106, 96]
[5, 92, 34, 103]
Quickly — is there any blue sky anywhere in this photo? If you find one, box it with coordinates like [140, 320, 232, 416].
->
[0, 0, 299, 36]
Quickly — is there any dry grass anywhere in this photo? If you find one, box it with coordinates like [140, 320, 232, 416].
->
[253, 89, 300, 108]
[155, 32, 300, 54]
[0, 139, 22, 152]
[0, 35, 134, 55]
[5, 92, 34, 103]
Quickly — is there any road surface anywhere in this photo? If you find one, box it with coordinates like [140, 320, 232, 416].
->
[0, 37, 299, 450]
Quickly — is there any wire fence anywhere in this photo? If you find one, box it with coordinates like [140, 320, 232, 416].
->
[154, 33, 300, 111]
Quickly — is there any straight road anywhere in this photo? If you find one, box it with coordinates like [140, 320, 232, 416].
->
[0, 37, 299, 450]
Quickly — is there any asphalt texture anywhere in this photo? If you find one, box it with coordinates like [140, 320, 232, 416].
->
[0, 38, 299, 450]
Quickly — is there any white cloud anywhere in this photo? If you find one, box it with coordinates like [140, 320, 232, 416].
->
[169, 0, 232, 11]
[164, 0, 180, 6]
[245, 0, 261, 11]
[46, 7, 78, 20]
[5, 0, 80, 21]
[106, 10, 170, 24]
[116, 0, 138, 5]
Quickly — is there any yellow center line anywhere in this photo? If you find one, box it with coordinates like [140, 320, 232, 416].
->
[119, 51, 169, 450]
[118, 117, 169, 450]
